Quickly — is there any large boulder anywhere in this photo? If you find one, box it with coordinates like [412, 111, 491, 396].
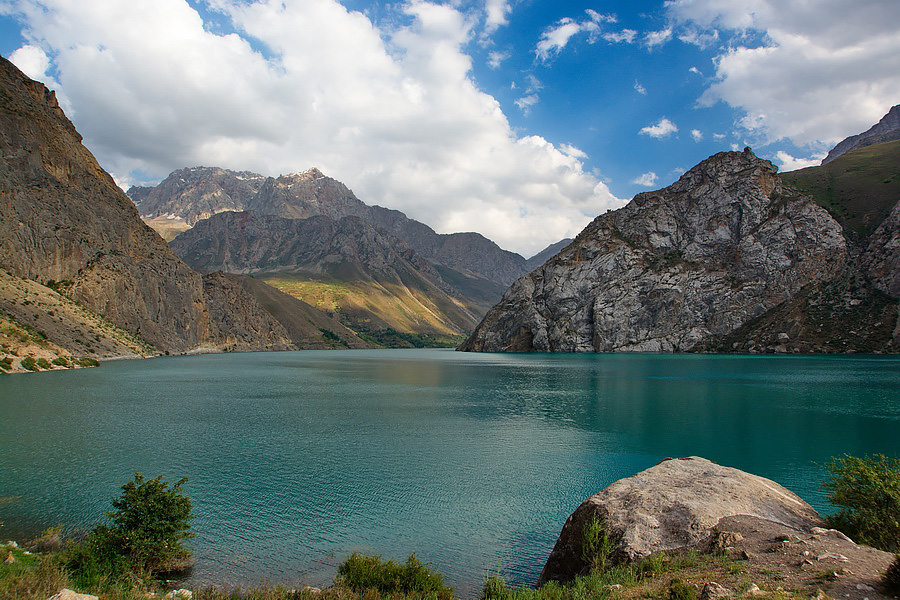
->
[538, 456, 824, 585]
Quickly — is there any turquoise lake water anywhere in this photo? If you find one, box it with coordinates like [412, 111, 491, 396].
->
[1, 350, 899, 594]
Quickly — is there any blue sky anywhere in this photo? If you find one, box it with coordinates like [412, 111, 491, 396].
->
[1, 0, 898, 256]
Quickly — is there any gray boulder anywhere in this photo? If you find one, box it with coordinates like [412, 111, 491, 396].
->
[538, 457, 824, 585]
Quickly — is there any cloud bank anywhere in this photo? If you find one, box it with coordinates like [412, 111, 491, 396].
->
[3, 0, 622, 256]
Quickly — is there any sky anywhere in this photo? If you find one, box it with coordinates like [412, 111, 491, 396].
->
[1, 1, 898, 257]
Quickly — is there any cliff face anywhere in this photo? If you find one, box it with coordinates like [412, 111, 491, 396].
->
[130, 166, 530, 286]
[171, 211, 480, 335]
[823, 104, 900, 165]
[0, 57, 210, 352]
[461, 150, 863, 353]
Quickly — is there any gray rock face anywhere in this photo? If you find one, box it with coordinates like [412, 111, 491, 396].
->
[823, 104, 900, 165]
[130, 167, 529, 286]
[462, 150, 848, 352]
[538, 457, 824, 585]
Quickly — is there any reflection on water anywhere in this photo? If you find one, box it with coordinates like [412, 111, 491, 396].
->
[1, 350, 898, 595]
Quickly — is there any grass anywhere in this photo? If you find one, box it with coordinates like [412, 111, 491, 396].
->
[781, 139, 900, 238]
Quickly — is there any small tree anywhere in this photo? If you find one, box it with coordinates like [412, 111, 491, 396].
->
[824, 454, 900, 552]
[97, 473, 194, 572]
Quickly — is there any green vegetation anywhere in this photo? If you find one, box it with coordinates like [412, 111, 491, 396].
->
[319, 327, 349, 348]
[20, 355, 38, 371]
[353, 325, 465, 349]
[36, 357, 52, 369]
[581, 516, 617, 572]
[823, 454, 900, 552]
[882, 555, 900, 595]
[0, 356, 11, 371]
[667, 577, 698, 600]
[337, 553, 453, 600]
[781, 139, 900, 237]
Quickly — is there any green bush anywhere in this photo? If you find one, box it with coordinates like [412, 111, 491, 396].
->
[65, 473, 194, 581]
[823, 454, 900, 552]
[20, 356, 38, 371]
[337, 553, 453, 600]
[52, 357, 69, 367]
[667, 578, 697, 600]
[581, 516, 617, 572]
[36, 357, 52, 370]
[882, 555, 900, 594]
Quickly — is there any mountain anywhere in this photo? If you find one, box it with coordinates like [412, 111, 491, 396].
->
[128, 166, 530, 286]
[170, 211, 480, 336]
[526, 238, 573, 271]
[822, 104, 900, 164]
[0, 56, 362, 366]
[461, 148, 898, 353]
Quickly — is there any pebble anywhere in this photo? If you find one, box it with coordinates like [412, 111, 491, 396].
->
[856, 584, 875, 592]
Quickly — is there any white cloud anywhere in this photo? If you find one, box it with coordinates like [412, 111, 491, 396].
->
[639, 117, 679, 139]
[603, 29, 637, 44]
[633, 81, 647, 95]
[690, 129, 703, 142]
[514, 94, 539, 113]
[667, 0, 900, 147]
[487, 50, 509, 69]
[534, 10, 620, 60]
[483, 0, 511, 35]
[688, 66, 702, 75]
[713, 132, 726, 140]
[644, 28, 672, 48]
[535, 18, 582, 61]
[631, 172, 658, 186]
[9, 44, 50, 80]
[560, 144, 588, 159]
[4, 0, 623, 256]
[774, 150, 825, 172]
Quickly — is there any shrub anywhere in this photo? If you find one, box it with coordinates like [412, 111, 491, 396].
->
[36, 357, 52, 370]
[20, 356, 38, 371]
[581, 516, 617, 572]
[65, 473, 194, 581]
[823, 454, 900, 552]
[667, 578, 697, 600]
[52, 357, 69, 367]
[337, 553, 453, 600]
[883, 555, 900, 595]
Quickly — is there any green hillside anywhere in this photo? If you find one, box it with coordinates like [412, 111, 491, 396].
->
[781, 139, 900, 237]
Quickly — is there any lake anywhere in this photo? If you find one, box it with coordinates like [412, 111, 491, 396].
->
[1, 350, 898, 595]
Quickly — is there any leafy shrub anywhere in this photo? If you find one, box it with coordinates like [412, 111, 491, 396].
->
[823, 454, 900, 552]
[337, 553, 453, 600]
[20, 356, 38, 371]
[883, 555, 900, 595]
[0, 356, 12, 371]
[66, 473, 194, 580]
[36, 357, 52, 370]
[52, 357, 69, 367]
[75, 357, 100, 367]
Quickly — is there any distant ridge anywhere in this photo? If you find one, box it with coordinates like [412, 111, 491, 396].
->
[822, 104, 900, 164]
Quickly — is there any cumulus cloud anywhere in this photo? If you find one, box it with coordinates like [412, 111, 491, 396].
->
[774, 150, 825, 172]
[9, 44, 50, 80]
[690, 129, 703, 142]
[644, 28, 672, 48]
[667, 0, 900, 147]
[631, 172, 658, 186]
[483, 0, 511, 35]
[487, 50, 509, 69]
[2, 0, 623, 256]
[639, 117, 678, 139]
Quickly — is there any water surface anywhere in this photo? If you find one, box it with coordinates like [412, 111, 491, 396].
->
[1, 350, 898, 594]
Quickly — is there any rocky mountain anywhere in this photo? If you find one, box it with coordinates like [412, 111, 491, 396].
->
[0, 56, 361, 363]
[170, 211, 481, 336]
[461, 148, 898, 353]
[129, 166, 530, 286]
[823, 104, 900, 164]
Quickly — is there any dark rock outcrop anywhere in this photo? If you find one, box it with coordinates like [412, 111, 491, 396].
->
[462, 150, 859, 353]
[526, 238, 573, 271]
[823, 104, 900, 165]
[538, 457, 824, 585]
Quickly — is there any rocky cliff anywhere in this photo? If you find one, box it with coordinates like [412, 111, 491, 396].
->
[0, 56, 213, 352]
[461, 149, 897, 353]
[170, 211, 480, 335]
[823, 104, 900, 165]
[129, 166, 529, 286]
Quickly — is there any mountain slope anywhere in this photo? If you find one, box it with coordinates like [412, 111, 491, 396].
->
[461, 149, 897, 353]
[822, 104, 900, 164]
[782, 139, 900, 237]
[129, 166, 530, 286]
[170, 211, 480, 336]
[526, 238, 574, 271]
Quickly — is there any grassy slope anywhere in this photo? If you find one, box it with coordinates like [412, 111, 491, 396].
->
[0, 268, 155, 372]
[781, 139, 900, 238]
[260, 272, 471, 346]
